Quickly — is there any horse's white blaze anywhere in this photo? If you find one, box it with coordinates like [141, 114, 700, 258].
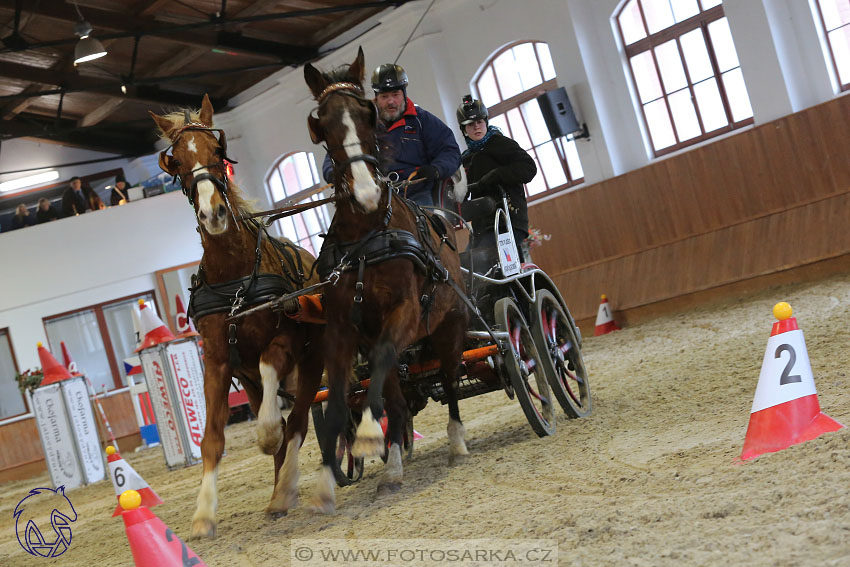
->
[257, 361, 283, 454]
[192, 467, 218, 524]
[447, 419, 468, 456]
[187, 134, 198, 154]
[193, 160, 219, 229]
[341, 109, 380, 212]
[381, 443, 403, 484]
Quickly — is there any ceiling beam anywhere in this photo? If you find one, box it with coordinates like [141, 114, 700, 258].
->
[78, 98, 126, 127]
[0, 113, 155, 155]
[1, 84, 41, 119]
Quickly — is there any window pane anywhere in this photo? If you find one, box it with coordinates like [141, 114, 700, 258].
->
[693, 77, 728, 132]
[828, 26, 850, 84]
[820, 0, 850, 30]
[521, 99, 552, 146]
[506, 108, 532, 150]
[536, 43, 557, 81]
[722, 68, 753, 121]
[276, 214, 299, 242]
[655, 39, 688, 93]
[103, 296, 153, 387]
[708, 18, 739, 72]
[281, 159, 299, 196]
[45, 310, 113, 392]
[0, 331, 25, 419]
[268, 170, 285, 202]
[671, 0, 700, 22]
[680, 28, 713, 82]
[301, 209, 321, 235]
[494, 50, 523, 100]
[525, 152, 547, 196]
[644, 99, 677, 150]
[630, 51, 664, 103]
[477, 66, 501, 107]
[294, 152, 314, 189]
[489, 114, 510, 136]
[668, 88, 701, 140]
[514, 43, 543, 91]
[700, 0, 722, 9]
[309, 154, 319, 182]
[561, 137, 584, 180]
[643, 0, 676, 34]
[619, 0, 647, 45]
[536, 141, 568, 189]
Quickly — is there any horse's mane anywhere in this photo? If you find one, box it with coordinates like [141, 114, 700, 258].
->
[153, 108, 258, 215]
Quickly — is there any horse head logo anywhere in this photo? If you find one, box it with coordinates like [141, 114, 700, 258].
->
[14, 486, 78, 557]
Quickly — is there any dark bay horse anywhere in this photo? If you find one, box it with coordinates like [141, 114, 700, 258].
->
[150, 95, 324, 537]
[304, 48, 470, 512]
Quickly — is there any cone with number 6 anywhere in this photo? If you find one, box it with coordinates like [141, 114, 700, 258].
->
[740, 302, 844, 460]
[106, 446, 162, 516]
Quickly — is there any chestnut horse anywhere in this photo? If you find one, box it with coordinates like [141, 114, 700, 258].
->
[150, 95, 324, 537]
[304, 48, 470, 512]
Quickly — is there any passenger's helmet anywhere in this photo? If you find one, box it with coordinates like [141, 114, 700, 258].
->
[371, 63, 409, 93]
[456, 94, 488, 127]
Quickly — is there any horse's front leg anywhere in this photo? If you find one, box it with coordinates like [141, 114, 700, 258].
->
[267, 329, 324, 517]
[257, 336, 295, 455]
[352, 302, 418, 458]
[378, 370, 407, 494]
[191, 359, 231, 538]
[431, 310, 469, 462]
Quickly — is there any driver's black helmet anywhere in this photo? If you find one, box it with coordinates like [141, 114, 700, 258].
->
[456, 94, 488, 128]
[371, 63, 409, 93]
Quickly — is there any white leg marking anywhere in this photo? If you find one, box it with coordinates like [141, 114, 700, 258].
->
[257, 361, 283, 454]
[447, 419, 468, 456]
[380, 443, 403, 486]
[268, 433, 300, 514]
[191, 466, 218, 535]
[341, 109, 380, 212]
[352, 407, 385, 458]
[311, 465, 336, 514]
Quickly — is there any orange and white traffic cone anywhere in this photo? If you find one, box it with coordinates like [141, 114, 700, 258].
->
[60, 341, 82, 376]
[136, 299, 175, 352]
[119, 489, 206, 567]
[174, 294, 199, 338]
[106, 446, 162, 517]
[36, 342, 72, 386]
[740, 302, 844, 460]
[594, 294, 621, 336]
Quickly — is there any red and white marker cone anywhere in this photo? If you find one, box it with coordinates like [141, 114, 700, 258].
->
[740, 302, 844, 460]
[380, 414, 424, 441]
[174, 294, 199, 338]
[37, 342, 72, 386]
[107, 446, 162, 517]
[136, 299, 175, 352]
[119, 489, 206, 567]
[60, 341, 82, 376]
[594, 294, 621, 336]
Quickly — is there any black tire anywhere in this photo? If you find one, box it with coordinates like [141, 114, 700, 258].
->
[531, 289, 592, 418]
[494, 297, 556, 437]
[310, 403, 364, 486]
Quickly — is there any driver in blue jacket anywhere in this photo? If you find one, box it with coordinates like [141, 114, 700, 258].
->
[323, 63, 461, 207]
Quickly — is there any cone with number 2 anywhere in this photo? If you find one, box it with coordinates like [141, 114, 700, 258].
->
[740, 302, 844, 460]
[106, 446, 162, 516]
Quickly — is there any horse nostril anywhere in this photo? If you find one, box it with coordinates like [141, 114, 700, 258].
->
[217, 204, 226, 218]
[199, 211, 207, 220]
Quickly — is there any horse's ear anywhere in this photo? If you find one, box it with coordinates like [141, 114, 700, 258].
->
[149, 110, 173, 137]
[349, 46, 366, 83]
[304, 63, 327, 97]
[199, 94, 214, 127]
[307, 114, 324, 144]
[159, 151, 179, 176]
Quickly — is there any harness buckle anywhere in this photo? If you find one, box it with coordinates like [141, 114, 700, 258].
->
[229, 286, 245, 317]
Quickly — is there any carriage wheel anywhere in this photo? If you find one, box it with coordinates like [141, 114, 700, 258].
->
[494, 297, 556, 437]
[531, 289, 592, 418]
[310, 403, 364, 486]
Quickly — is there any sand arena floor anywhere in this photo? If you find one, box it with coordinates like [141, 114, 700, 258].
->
[2, 272, 850, 567]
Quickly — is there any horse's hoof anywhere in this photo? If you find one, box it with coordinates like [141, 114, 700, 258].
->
[265, 508, 288, 520]
[266, 490, 298, 518]
[310, 496, 335, 515]
[257, 429, 284, 455]
[351, 436, 384, 458]
[448, 453, 469, 467]
[376, 481, 402, 496]
[190, 518, 217, 539]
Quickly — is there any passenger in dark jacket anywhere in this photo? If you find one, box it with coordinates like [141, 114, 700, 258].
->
[36, 197, 61, 223]
[323, 63, 460, 207]
[457, 95, 536, 260]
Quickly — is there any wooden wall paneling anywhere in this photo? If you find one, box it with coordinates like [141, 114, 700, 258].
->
[0, 418, 41, 471]
[99, 390, 139, 439]
[819, 98, 850, 191]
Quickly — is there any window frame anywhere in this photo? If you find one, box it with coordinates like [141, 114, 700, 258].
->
[0, 327, 27, 421]
[616, 1, 755, 157]
[42, 291, 158, 392]
[812, 0, 850, 92]
[473, 40, 585, 201]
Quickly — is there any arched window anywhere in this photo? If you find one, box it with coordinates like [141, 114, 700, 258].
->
[812, 0, 850, 91]
[265, 151, 331, 256]
[616, 0, 754, 157]
[473, 41, 584, 199]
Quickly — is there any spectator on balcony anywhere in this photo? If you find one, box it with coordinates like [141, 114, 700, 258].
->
[11, 203, 36, 230]
[36, 197, 60, 223]
[109, 172, 130, 206]
[82, 180, 105, 211]
[62, 177, 90, 216]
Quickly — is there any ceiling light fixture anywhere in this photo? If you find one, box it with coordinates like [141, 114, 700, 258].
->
[72, 1, 107, 65]
[0, 170, 60, 193]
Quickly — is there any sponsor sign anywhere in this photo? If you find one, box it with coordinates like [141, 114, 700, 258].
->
[166, 340, 206, 460]
[59, 378, 105, 484]
[497, 231, 521, 276]
[140, 349, 185, 468]
[32, 384, 83, 490]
